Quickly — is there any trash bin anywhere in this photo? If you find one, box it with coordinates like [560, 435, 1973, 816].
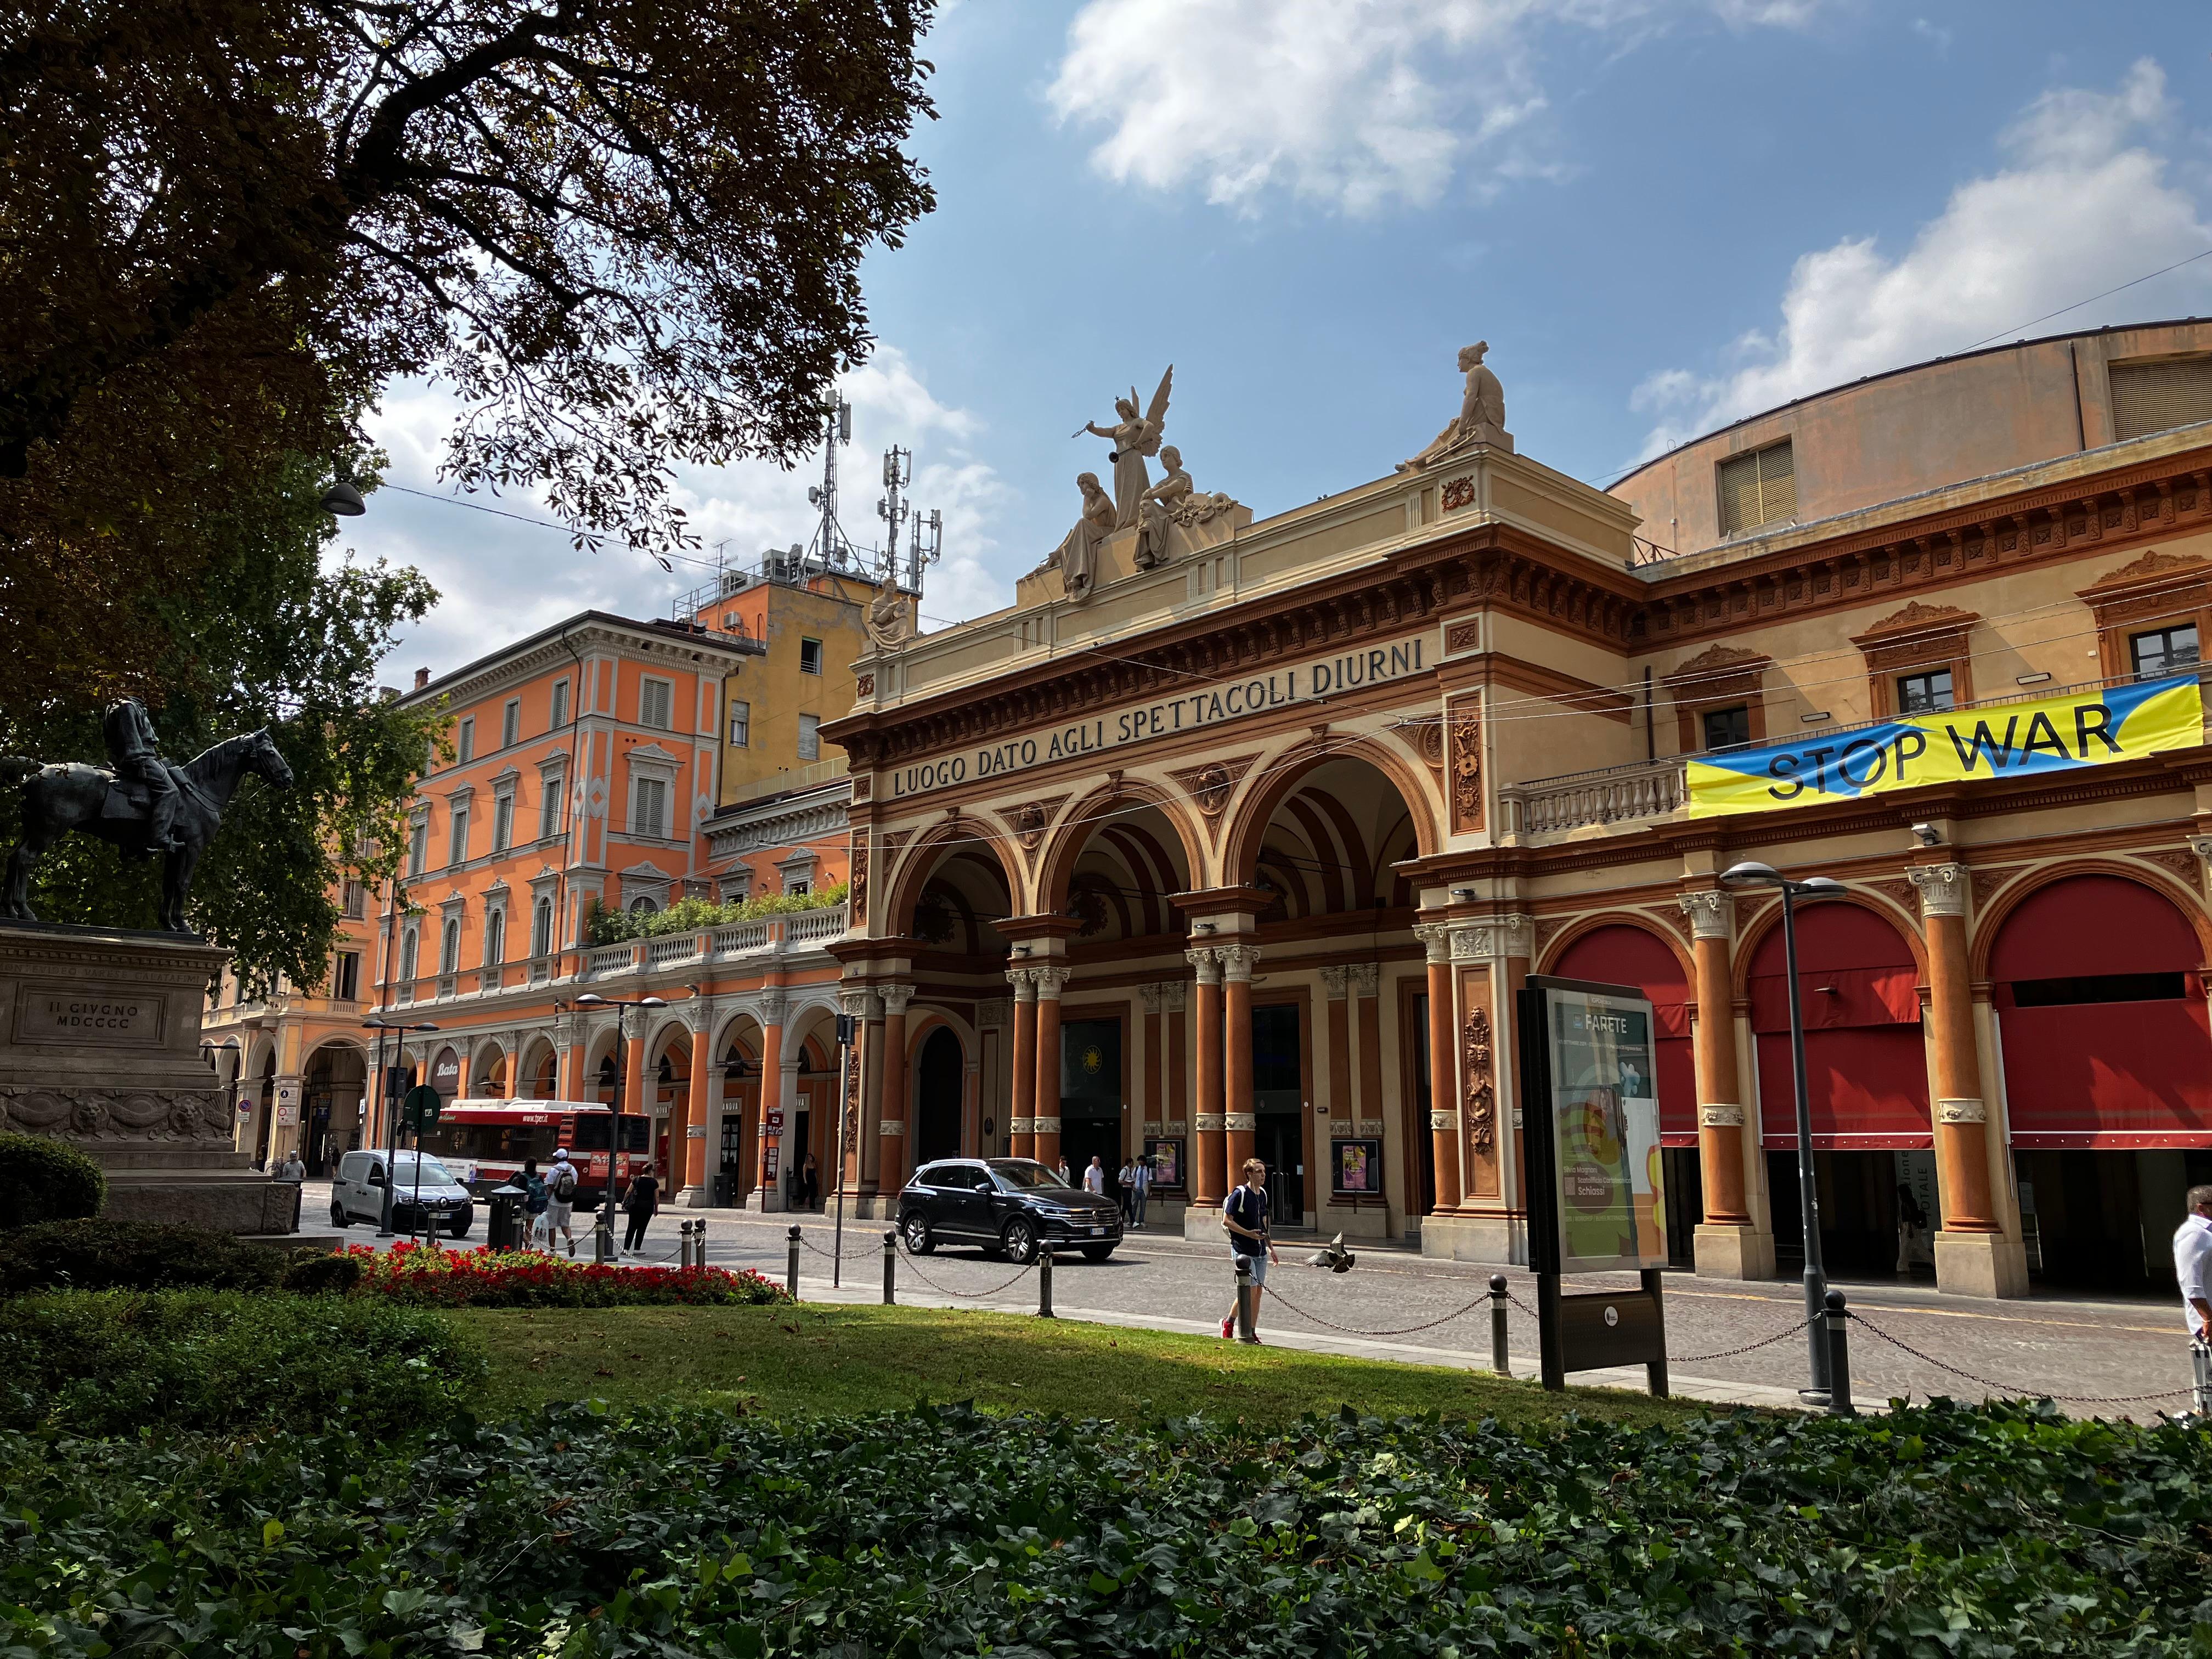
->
[486, 1184, 524, 1250]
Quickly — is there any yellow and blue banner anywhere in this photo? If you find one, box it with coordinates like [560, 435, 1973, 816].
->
[1686, 674, 2204, 819]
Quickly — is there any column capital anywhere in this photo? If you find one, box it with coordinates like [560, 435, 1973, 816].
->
[682, 996, 716, 1035]
[878, 983, 916, 1018]
[1908, 862, 1970, 918]
[1348, 962, 1380, 999]
[1412, 921, 1453, 964]
[757, 988, 788, 1024]
[1186, 947, 1222, 983]
[1032, 964, 1071, 999]
[838, 986, 876, 1018]
[1161, 979, 1189, 1012]
[1007, 966, 1037, 1001]
[1319, 965, 1350, 1000]
[1677, 888, 1733, 941]
[1217, 942, 1261, 982]
[1140, 983, 1163, 1015]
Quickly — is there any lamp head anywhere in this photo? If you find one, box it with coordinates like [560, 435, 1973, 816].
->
[320, 479, 367, 517]
[409, 1022, 441, 1032]
[1718, 861, 1780, 888]
[1795, 877, 1849, 899]
[639, 996, 667, 1009]
[573, 992, 607, 1007]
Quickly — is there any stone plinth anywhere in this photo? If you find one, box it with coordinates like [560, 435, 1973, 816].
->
[0, 921, 293, 1234]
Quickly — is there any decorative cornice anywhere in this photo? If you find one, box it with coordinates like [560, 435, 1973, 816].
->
[1848, 600, 1978, 646]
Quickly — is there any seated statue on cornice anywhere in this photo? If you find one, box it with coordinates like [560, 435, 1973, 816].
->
[1401, 340, 1513, 470]
[1135, 445, 1245, 569]
[1050, 471, 1118, 602]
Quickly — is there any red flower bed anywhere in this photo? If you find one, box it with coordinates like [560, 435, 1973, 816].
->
[333, 1241, 789, 1308]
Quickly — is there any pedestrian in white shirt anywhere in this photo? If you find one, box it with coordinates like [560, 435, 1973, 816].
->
[2176, 1184, 2212, 1415]
[1084, 1155, 1106, 1196]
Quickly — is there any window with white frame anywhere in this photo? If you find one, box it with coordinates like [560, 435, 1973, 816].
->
[492, 788, 515, 853]
[538, 770, 565, 840]
[448, 802, 470, 866]
[342, 880, 365, 919]
[797, 713, 820, 761]
[631, 776, 669, 838]
[398, 927, 419, 983]
[799, 637, 823, 675]
[483, 908, 506, 966]
[639, 677, 673, 730]
[407, 818, 428, 878]
[502, 699, 520, 748]
[728, 700, 751, 747]
[549, 678, 570, 731]
[439, 917, 461, 975]
[458, 717, 476, 763]
[332, 951, 361, 1001]
[531, 897, 554, 958]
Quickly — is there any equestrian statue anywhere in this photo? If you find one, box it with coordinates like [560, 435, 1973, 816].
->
[1, 699, 294, 933]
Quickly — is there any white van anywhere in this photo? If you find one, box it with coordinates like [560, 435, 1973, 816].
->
[331, 1148, 477, 1237]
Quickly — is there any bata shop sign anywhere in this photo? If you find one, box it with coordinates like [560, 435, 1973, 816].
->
[888, 634, 1432, 799]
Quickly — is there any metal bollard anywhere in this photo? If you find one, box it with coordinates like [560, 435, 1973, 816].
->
[1037, 1244, 1056, 1317]
[786, 1224, 802, 1301]
[1824, 1291, 1855, 1417]
[1234, 1265, 1257, 1344]
[1489, 1275, 1510, 1377]
[594, 1213, 613, 1264]
[882, 1229, 898, 1305]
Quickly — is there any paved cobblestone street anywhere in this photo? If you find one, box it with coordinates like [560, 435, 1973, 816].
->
[300, 1183, 2200, 1420]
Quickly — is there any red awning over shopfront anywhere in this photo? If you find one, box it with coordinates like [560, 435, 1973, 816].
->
[1747, 904, 1932, 1150]
[1550, 924, 1697, 1147]
[1990, 875, 2212, 1149]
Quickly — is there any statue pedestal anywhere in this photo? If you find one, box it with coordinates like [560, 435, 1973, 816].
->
[0, 921, 294, 1234]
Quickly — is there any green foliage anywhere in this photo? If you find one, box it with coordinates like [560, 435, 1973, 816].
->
[0, 1399, 2207, 1656]
[0, 1290, 483, 1437]
[0, 1134, 104, 1229]
[0, 1219, 285, 1296]
[2, 451, 441, 995]
[585, 883, 849, 945]
[278, 1251, 365, 1296]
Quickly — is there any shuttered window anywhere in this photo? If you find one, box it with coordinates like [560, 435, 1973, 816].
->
[633, 777, 668, 838]
[639, 678, 673, 730]
[2109, 357, 2212, 441]
[1717, 439, 1797, 536]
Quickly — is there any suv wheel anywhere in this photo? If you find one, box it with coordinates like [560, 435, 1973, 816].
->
[1001, 1216, 1039, 1265]
[330, 1201, 349, 1228]
[901, 1212, 935, 1255]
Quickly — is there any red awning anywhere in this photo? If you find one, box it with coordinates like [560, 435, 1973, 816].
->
[1757, 1027, 1933, 1149]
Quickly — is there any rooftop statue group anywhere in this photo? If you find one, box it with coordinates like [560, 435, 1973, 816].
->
[2, 699, 292, 934]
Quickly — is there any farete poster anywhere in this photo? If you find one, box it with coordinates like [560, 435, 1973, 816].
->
[1544, 988, 1668, 1273]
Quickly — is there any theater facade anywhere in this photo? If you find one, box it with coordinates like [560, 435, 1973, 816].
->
[823, 322, 2212, 1300]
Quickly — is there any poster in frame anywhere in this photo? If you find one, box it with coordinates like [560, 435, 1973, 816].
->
[1330, 1137, 1383, 1195]
[1144, 1136, 1184, 1190]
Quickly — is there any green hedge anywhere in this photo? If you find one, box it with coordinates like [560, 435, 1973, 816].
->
[0, 1290, 483, 1438]
[0, 1218, 286, 1296]
[0, 1132, 104, 1228]
[0, 1399, 2205, 1656]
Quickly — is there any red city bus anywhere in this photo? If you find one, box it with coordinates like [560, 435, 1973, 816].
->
[413, 1099, 650, 1201]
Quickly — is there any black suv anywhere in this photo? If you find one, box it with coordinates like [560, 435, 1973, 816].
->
[899, 1158, 1123, 1263]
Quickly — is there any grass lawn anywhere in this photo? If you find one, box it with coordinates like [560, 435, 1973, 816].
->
[462, 1302, 1706, 1429]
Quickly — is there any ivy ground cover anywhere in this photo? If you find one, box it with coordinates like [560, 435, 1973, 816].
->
[2, 1398, 2206, 1658]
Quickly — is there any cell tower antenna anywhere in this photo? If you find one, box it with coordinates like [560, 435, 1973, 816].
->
[875, 444, 941, 597]
[805, 396, 854, 570]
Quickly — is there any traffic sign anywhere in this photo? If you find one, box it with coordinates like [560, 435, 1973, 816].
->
[402, 1085, 443, 1131]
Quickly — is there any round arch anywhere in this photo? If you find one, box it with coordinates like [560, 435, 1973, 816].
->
[1537, 912, 1693, 981]
[1731, 895, 1928, 1000]
[1544, 920, 1697, 1163]
[1035, 779, 1207, 915]
[1970, 857, 2212, 980]
[882, 816, 1024, 942]
[514, 1033, 561, 1099]
[1220, 732, 1442, 893]
[911, 1023, 967, 1164]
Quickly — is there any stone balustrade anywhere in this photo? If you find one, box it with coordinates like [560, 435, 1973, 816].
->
[1497, 759, 1688, 838]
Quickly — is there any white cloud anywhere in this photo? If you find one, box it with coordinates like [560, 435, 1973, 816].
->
[1046, 0, 1828, 216]
[1633, 59, 2212, 453]
[343, 348, 1011, 680]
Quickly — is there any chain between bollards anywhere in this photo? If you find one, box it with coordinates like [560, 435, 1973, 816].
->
[786, 1224, 802, 1301]
[1824, 1290, 1855, 1417]
[1489, 1275, 1510, 1377]
[882, 1229, 897, 1306]
[1037, 1244, 1056, 1318]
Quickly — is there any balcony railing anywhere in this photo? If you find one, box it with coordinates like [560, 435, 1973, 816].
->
[1497, 758, 1688, 837]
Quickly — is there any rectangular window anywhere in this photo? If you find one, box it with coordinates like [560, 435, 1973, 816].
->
[342, 880, 365, 920]
[531, 899, 554, 959]
[2130, 623, 2201, 679]
[800, 637, 823, 675]
[1896, 669, 1954, 713]
[728, 700, 751, 747]
[333, 951, 361, 1002]
[797, 713, 820, 761]
[1716, 439, 1797, 537]
[492, 791, 515, 853]
[550, 678, 570, 731]
[457, 718, 475, 763]
[2109, 357, 2212, 441]
[1701, 705, 1751, 751]
[538, 772, 564, 841]
[407, 820, 428, 878]
[501, 699, 520, 749]
[787, 876, 810, 896]
[639, 678, 673, 730]
[634, 777, 668, 838]
[398, 930, 419, 983]
[448, 805, 469, 866]
[439, 919, 461, 976]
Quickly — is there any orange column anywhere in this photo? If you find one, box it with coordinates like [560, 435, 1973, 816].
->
[1032, 966, 1067, 1173]
[1418, 924, 1461, 1212]
[1220, 943, 1259, 1182]
[1008, 968, 1037, 1160]
[1680, 891, 1750, 1226]
[682, 1020, 714, 1204]
[1324, 969, 1352, 1125]
[1188, 946, 1226, 1206]
[1915, 866, 1998, 1231]
[752, 993, 786, 1208]
[879, 985, 913, 1192]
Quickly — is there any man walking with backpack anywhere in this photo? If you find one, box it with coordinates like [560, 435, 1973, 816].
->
[1220, 1157, 1279, 1342]
[546, 1147, 581, 1257]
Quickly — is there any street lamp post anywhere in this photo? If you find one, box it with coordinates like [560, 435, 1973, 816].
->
[364, 1017, 440, 1237]
[573, 992, 665, 1262]
[1719, 860, 1848, 1404]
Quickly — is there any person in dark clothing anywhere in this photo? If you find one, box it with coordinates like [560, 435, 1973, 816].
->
[621, 1167, 659, 1254]
[799, 1151, 821, 1211]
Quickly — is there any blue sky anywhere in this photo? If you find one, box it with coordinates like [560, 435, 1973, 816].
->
[353, 0, 2212, 679]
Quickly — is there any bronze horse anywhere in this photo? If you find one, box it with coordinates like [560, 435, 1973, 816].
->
[1, 730, 293, 933]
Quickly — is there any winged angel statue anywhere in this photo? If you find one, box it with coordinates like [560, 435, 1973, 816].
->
[1079, 366, 1173, 528]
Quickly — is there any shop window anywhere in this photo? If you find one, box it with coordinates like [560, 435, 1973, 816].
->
[728, 700, 751, 747]
[2130, 623, 2200, 679]
[2109, 356, 2212, 441]
[1717, 439, 1796, 536]
[800, 637, 823, 675]
[797, 713, 820, 760]
[1896, 669, 1954, 713]
[639, 678, 674, 730]
[1701, 704, 1751, 751]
